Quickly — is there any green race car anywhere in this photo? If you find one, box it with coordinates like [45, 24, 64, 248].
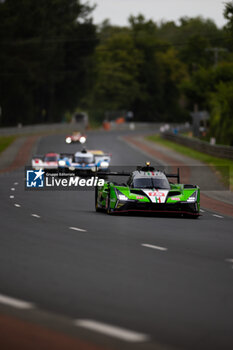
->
[95, 163, 200, 218]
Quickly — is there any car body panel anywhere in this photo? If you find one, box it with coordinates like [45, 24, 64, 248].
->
[32, 153, 59, 170]
[95, 167, 200, 216]
[58, 150, 111, 174]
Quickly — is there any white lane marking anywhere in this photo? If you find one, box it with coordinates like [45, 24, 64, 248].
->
[31, 214, 41, 218]
[225, 259, 233, 263]
[14, 204, 21, 208]
[11, 188, 15, 191]
[10, 195, 14, 199]
[200, 209, 205, 213]
[0, 294, 34, 309]
[75, 320, 150, 342]
[142, 243, 167, 251]
[213, 214, 224, 219]
[69, 226, 87, 232]
[14, 182, 18, 185]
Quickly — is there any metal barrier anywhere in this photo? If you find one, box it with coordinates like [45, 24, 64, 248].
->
[162, 133, 233, 160]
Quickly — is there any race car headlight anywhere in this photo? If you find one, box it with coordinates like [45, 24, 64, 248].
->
[59, 160, 66, 166]
[80, 136, 86, 144]
[66, 137, 72, 144]
[116, 189, 128, 201]
[100, 161, 109, 169]
[118, 194, 128, 201]
[187, 191, 197, 202]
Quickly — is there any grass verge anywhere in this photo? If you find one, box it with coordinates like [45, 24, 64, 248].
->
[147, 135, 233, 190]
[0, 135, 17, 154]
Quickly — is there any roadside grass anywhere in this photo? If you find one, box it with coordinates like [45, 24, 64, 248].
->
[147, 135, 233, 190]
[0, 135, 17, 154]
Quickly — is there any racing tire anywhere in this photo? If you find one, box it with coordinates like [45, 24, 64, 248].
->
[95, 186, 101, 212]
[106, 194, 113, 215]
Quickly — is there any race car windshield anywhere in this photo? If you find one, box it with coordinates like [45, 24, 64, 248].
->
[133, 178, 170, 189]
[75, 156, 93, 164]
[44, 156, 57, 162]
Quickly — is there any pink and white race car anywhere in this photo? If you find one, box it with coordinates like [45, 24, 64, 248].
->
[32, 153, 59, 171]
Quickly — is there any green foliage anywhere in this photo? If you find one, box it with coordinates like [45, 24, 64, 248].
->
[89, 15, 188, 122]
[147, 134, 233, 189]
[0, 0, 232, 148]
[0, 0, 97, 126]
[224, 1, 233, 50]
[0, 135, 17, 154]
[93, 31, 142, 111]
[157, 16, 223, 49]
[209, 82, 233, 145]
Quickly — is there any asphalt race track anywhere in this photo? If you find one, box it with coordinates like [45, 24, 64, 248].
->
[0, 130, 233, 350]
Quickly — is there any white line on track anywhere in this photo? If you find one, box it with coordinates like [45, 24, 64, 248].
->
[69, 226, 87, 232]
[213, 214, 224, 218]
[142, 243, 167, 251]
[9, 195, 14, 199]
[74, 319, 150, 342]
[14, 204, 21, 208]
[14, 182, 18, 185]
[0, 294, 34, 309]
[225, 259, 233, 263]
[11, 188, 15, 191]
[200, 209, 205, 213]
[31, 214, 41, 218]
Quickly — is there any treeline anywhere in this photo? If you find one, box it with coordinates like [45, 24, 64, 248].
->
[0, 1, 233, 144]
[0, 0, 97, 125]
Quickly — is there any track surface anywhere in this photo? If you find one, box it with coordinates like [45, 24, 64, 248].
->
[0, 130, 233, 350]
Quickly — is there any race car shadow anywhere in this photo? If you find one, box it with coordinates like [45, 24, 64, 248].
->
[94, 209, 200, 219]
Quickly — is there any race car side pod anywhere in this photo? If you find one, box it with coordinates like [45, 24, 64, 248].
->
[165, 168, 180, 184]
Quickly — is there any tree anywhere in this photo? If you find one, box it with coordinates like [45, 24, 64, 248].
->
[224, 1, 233, 50]
[0, 0, 97, 125]
[209, 82, 233, 145]
[90, 31, 142, 116]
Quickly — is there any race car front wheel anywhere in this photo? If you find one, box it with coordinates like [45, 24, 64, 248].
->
[106, 195, 112, 215]
[95, 186, 101, 212]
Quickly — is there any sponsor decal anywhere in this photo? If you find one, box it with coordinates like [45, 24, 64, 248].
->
[136, 196, 144, 199]
[170, 197, 181, 201]
[148, 191, 165, 197]
[142, 189, 169, 203]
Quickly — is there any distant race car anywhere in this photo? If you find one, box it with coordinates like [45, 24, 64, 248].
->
[32, 153, 59, 171]
[58, 149, 111, 174]
[95, 163, 200, 218]
[65, 131, 86, 144]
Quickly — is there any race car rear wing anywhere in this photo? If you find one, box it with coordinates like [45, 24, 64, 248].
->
[59, 153, 73, 159]
[96, 171, 131, 176]
[97, 168, 180, 183]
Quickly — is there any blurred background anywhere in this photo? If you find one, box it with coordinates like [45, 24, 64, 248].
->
[0, 0, 233, 145]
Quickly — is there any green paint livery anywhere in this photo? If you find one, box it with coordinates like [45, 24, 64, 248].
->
[95, 165, 200, 218]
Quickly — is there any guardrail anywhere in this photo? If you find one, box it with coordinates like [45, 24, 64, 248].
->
[0, 122, 85, 136]
[162, 132, 233, 160]
[0, 122, 188, 135]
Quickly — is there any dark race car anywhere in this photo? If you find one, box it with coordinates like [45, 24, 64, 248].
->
[95, 163, 200, 218]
